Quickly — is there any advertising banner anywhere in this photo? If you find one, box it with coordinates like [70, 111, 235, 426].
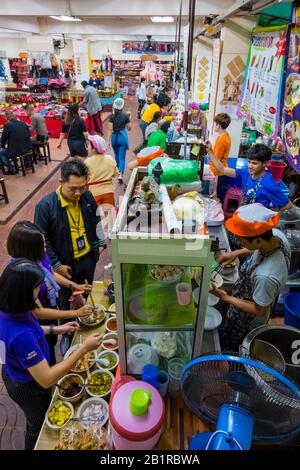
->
[238, 26, 288, 139]
[282, 2, 300, 174]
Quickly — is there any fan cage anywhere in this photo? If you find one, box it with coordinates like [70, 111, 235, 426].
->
[181, 354, 300, 442]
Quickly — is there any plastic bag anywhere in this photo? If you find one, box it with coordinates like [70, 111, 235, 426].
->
[148, 157, 199, 184]
[136, 146, 164, 166]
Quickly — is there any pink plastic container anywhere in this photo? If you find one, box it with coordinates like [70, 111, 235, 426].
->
[267, 160, 287, 182]
[109, 380, 165, 450]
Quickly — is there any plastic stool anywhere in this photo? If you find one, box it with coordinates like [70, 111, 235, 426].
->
[0, 177, 9, 204]
[32, 141, 51, 165]
[223, 187, 243, 219]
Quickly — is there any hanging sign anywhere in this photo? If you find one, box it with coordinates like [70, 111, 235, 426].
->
[282, 2, 300, 174]
[238, 26, 288, 139]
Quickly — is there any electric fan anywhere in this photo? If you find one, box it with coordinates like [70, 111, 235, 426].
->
[181, 353, 300, 450]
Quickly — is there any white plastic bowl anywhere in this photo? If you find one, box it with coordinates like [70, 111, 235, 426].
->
[45, 400, 74, 431]
[101, 332, 118, 351]
[96, 350, 119, 372]
[64, 345, 97, 374]
[57, 373, 85, 404]
[105, 316, 117, 334]
[85, 369, 114, 398]
[108, 303, 116, 317]
[77, 397, 109, 429]
[204, 307, 222, 331]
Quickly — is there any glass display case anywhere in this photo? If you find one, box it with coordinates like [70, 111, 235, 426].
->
[112, 168, 214, 375]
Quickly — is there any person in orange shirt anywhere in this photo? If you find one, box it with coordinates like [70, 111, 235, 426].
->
[209, 113, 231, 176]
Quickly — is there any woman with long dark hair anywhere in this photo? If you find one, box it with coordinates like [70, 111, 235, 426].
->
[0, 259, 102, 449]
[7, 221, 94, 365]
[64, 103, 89, 158]
[106, 98, 131, 183]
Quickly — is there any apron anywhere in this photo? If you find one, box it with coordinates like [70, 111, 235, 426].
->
[222, 238, 290, 351]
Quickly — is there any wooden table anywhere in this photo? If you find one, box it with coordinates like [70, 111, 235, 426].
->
[35, 281, 209, 450]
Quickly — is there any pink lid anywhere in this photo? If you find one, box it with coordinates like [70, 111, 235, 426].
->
[109, 380, 165, 441]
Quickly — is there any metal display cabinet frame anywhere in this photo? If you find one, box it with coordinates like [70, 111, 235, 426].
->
[111, 168, 214, 375]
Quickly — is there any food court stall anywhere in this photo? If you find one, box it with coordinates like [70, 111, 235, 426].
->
[34, 161, 239, 450]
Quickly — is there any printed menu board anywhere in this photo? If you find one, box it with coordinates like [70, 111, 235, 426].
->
[282, 2, 300, 174]
[238, 26, 288, 139]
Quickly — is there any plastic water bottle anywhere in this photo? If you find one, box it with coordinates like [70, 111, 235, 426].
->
[167, 123, 175, 142]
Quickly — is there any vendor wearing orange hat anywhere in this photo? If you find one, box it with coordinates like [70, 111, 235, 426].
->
[213, 203, 291, 351]
[85, 135, 118, 207]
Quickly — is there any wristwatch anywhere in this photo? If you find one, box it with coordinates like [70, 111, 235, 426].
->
[49, 324, 56, 336]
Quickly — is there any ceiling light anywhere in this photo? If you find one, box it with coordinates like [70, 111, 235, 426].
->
[50, 15, 82, 22]
[151, 16, 174, 23]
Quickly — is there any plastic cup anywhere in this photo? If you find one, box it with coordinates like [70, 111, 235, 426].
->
[168, 358, 185, 397]
[130, 389, 152, 416]
[267, 160, 287, 182]
[141, 364, 158, 389]
[176, 283, 191, 305]
[157, 371, 169, 397]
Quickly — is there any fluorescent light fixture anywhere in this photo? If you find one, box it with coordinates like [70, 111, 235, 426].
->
[50, 15, 82, 22]
[151, 16, 174, 23]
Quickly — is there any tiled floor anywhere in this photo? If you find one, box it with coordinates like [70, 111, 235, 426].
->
[0, 99, 143, 449]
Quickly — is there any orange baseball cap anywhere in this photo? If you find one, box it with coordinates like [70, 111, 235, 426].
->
[225, 203, 279, 237]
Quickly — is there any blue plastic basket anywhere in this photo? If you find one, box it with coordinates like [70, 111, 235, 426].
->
[284, 293, 300, 329]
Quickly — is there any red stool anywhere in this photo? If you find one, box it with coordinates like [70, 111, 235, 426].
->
[223, 187, 243, 219]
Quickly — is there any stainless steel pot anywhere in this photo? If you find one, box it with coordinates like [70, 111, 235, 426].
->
[241, 324, 300, 386]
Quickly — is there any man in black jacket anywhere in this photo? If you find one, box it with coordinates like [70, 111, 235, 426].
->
[0, 110, 32, 173]
[34, 158, 106, 352]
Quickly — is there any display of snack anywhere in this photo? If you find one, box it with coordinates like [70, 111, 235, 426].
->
[47, 400, 73, 428]
[55, 422, 108, 450]
[149, 265, 185, 283]
[57, 421, 85, 450]
[78, 304, 106, 326]
[80, 425, 108, 450]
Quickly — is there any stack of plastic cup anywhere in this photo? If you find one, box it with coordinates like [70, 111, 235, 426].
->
[167, 358, 186, 397]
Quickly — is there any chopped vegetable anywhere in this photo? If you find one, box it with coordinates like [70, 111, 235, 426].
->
[88, 372, 112, 395]
[48, 400, 71, 427]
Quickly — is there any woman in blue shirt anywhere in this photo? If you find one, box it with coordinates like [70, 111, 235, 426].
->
[206, 143, 293, 210]
[7, 221, 94, 366]
[0, 259, 102, 449]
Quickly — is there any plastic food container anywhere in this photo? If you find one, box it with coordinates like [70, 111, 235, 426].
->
[105, 317, 117, 334]
[96, 350, 119, 372]
[109, 380, 165, 450]
[102, 332, 118, 351]
[57, 373, 85, 404]
[46, 400, 74, 430]
[85, 369, 114, 398]
[168, 358, 186, 397]
[77, 397, 109, 429]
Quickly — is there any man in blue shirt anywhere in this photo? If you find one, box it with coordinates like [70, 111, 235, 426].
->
[206, 142, 293, 211]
